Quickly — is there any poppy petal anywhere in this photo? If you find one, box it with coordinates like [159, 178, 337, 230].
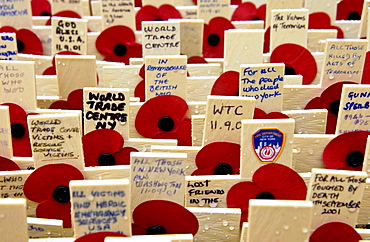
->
[132, 200, 199, 235]
[135, 5, 160, 31]
[17, 29, 43, 55]
[256, 4, 266, 21]
[113, 146, 138, 165]
[1, 103, 27, 123]
[323, 131, 370, 171]
[263, 27, 270, 53]
[43, 66, 56, 75]
[96, 26, 136, 56]
[23, 163, 84, 203]
[36, 200, 73, 227]
[226, 181, 260, 224]
[192, 142, 241, 175]
[252, 163, 307, 199]
[270, 43, 317, 85]
[0, 156, 20, 171]
[211, 71, 239, 96]
[135, 95, 189, 137]
[253, 108, 267, 119]
[336, 0, 363, 21]
[67, 89, 83, 110]
[49, 100, 73, 110]
[187, 56, 208, 64]
[361, 51, 370, 84]
[82, 129, 124, 167]
[75, 232, 126, 242]
[309, 12, 344, 38]
[310, 222, 362, 242]
[31, 0, 51, 16]
[134, 80, 145, 102]
[152, 117, 192, 146]
[157, 4, 182, 21]
[231, 2, 258, 21]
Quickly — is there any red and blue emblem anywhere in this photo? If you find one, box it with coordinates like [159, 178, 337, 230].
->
[252, 128, 284, 163]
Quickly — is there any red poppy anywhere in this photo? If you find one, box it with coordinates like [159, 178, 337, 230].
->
[135, 95, 191, 146]
[132, 200, 199, 235]
[96, 25, 142, 64]
[31, 0, 51, 16]
[187, 56, 208, 64]
[270, 43, 317, 85]
[211, 71, 239, 96]
[192, 142, 240, 175]
[23, 163, 84, 228]
[336, 0, 363, 21]
[309, 12, 344, 38]
[231, 2, 266, 21]
[45, 10, 82, 26]
[310, 222, 362, 242]
[253, 108, 289, 119]
[133, 65, 146, 102]
[82, 129, 138, 166]
[192, 0, 240, 4]
[0, 103, 37, 157]
[361, 51, 370, 84]
[323, 130, 370, 171]
[304, 81, 356, 134]
[203, 17, 235, 58]
[226, 163, 307, 225]
[49, 89, 83, 110]
[0, 26, 43, 55]
[0, 156, 20, 171]
[264, 27, 270, 53]
[43, 51, 80, 75]
[136, 4, 182, 31]
[74, 232, 126, 242]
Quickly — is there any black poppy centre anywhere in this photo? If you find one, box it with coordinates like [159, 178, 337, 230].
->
[113, 44, 128, 57]
[40, 11, 51, 16]
[255, 191, 275, 199]
[146, 225, 167, 235]
[11, 122, 26, 139]
[284, 66, 296, 75]
[329, 100, 340, 115]
[214, 163, 233, 175]
[346, 150, 364, 168]
[17, 39, 25, 52]
[347, 12, 361, 21]
[53, 186, 70, 203]
[98, 153, 116, 166]
[158, 116, 175, 132]
[207, 34, 220, 47]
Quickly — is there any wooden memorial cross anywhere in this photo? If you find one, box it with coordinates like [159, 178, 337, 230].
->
[27, 113, 85, 170]
[168, 19, 204, 58]
[336, 84, 370, 134]
[0, 60, 37, 111]
[304, 0, 337, 23]
[0, 33, 17, 60]
[202, 95, 256, 146]
[187, 207, 241, 242]
[247, 200, 313, 242]
[27, 217, 64, 238]
[0, 198, 28, 242]
[144, 55, 187, 100]
[266, 0, 304, 29]
[83, 87, 130, 140]
[0, 0, 32, 29]
[240, 119, 295, 179]
[55, 55, 97, 100]
[307, 168, 367, 230]
[51, 0, 84, 17]
[51, 17, 88, 55]
[358, 0, 370, 39]
[270, 9, 309, 52]
[141, 0, 175, 8]
[141, 21, 181, 56]
[197, 0, 230, 24]
[223, 29, 264, 72]
[0, 106, 12, 159]
[185, 175, 243, 208]
[320, 39, 368, 88]
[240, 63, 285, 113]
[100, 0, 135, 31]
[130, 152, 187, 210]
[69, 179, 132, 238]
